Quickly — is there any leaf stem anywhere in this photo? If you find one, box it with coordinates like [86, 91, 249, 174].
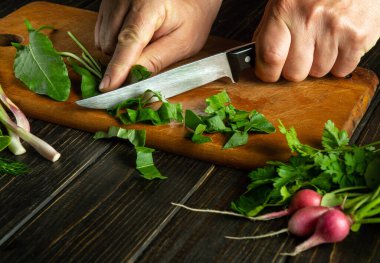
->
[82, 52, 101, 77]
[330, 186, 369, 194]
[357, 218, 380, 224]
[58, 51, 102, 79]
[67, 31, 101, 73]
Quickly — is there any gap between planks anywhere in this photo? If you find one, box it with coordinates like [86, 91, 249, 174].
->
[126, 164, 217, 263]
[0, 143, 115, 247]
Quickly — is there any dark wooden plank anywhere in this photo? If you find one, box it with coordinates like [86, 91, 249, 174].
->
[0, 120, 112, 240]
[0, 142, 214, 262]
[137, 165, 380, 263]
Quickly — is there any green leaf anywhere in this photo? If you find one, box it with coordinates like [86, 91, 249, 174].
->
[13, 20, 70, 101]
[157, 102, 183, 124]
[231, 184, 274, 216]
[94, 127, 165, 180]
[0, 157, 29, 176]
[246, 110, 276, 133]
[279, 120, 317, 156]
[322, 120, 349, 150]
[365, 158, 380, 189]
[0, 135, 11, 152]
[71, 61, 99, 99]
[204, 115, 226, 132]
[191, 124, 212, 144]
[205, 90, 230, 114]
[128, 65, 152, 83]
[321, 192, 345, 207]
[135, 146, 167, 180]
[93, 126, 146, 147]
[185, 110, 204, 131]
[223, 131, 248, 149]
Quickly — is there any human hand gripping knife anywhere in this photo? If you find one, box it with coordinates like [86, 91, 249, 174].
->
[75, 43, 255, 109]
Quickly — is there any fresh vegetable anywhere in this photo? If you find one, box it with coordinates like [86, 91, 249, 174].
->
[232, 120, 380, 216]
[59, 31, 103, 98]
[108, 89, 183, 126]
[0, 85, 60, 162]
[253, 189, 322, 220]
[282, 209, 351, 256]
[172, 189, 322, 221]
[0, 157, 29, 176]
[185, 91, 275, 148]
[225, 206, 331, 240]
[94, 126, 166, 180]
[13, 20, 102, 100]
[13, 20, 70, 101]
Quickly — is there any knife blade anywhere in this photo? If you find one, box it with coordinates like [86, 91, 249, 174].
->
[76, 42, 255, 109]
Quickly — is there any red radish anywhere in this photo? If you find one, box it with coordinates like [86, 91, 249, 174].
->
[254, 189, 322, 220]
[288, 206, 330, 237]
[172, 189, 322, 222]
[226, 206, 330, 240]
[282, 209, 352, 256]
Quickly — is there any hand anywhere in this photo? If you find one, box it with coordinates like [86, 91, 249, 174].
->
[95, 0, 222, 92]
[254, 0, 380, 82]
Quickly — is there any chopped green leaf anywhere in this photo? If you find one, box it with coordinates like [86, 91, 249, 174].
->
[223, 131, 248, 149]
[186, 91, 275, 149]
[71, 61, 99, 98]
[129, 65, 152, 83]
[135, 146, 167, 180]
[190, 124, 212, 144]
[94, 126, 165, 180]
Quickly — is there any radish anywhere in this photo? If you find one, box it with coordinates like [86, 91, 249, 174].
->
[226, 206, 330, 240]
[254, 189, 322, 220]
[282, 209, 352, 256]
[172, 189, 322, 221]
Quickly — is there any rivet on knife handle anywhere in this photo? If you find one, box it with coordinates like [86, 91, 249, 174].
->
[226, 42, 255, 82]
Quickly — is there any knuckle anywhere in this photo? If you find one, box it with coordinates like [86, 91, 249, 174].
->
[282, 70, 307, 82]
[145, 54, 164, 73]
[260, 47, 287, 67]
[118, 24, 140, 45]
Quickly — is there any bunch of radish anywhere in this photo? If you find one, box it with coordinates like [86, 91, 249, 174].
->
[172, 188, 357, 256]
[225, 189, 352, 256]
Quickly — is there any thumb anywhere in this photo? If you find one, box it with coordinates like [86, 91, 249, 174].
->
[99, 6, 163, 92]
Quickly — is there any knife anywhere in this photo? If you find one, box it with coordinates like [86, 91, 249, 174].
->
[75, 42, 255, 109]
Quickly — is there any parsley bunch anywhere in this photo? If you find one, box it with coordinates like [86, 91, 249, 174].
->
[232, 120, 380, 216]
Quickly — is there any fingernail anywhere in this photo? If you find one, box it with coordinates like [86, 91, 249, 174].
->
[99, 74, 110, 91]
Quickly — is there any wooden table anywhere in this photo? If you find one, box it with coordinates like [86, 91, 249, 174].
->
[1, 1, 379, 262]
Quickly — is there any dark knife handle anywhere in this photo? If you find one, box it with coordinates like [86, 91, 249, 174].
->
[226, 42, 255, 82]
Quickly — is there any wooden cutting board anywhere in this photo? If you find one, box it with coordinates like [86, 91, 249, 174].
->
[0, 2, 378, 169]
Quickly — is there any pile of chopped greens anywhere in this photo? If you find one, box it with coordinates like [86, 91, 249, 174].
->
[232, 120, 380, 216]
[108, 89, 183, 126]
[185, 91, 275, 148]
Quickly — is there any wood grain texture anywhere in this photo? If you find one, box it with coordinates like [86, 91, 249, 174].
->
[0, 2, 378, 170]
[0, 144, 214, 262]
[0, 120, 111, 238]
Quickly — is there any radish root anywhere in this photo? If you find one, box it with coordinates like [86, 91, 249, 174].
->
[225, 228, 288, 240]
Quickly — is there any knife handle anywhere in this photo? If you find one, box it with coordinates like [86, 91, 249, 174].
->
[226, 42, 255, 82]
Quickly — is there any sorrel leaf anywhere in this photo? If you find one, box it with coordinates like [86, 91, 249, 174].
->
[13, 20, 70, 101]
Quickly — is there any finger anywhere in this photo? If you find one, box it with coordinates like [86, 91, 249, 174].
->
[99, 5, 163, 92]
[98, 1, 131, 55]
[255, 16, 291, 82]
[331, 45, 364, 78]
[136, 30, 197, 74]
[94, 10, 102, 49]
[309, 35, 338, 78]
[282, 30, 315, 82]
